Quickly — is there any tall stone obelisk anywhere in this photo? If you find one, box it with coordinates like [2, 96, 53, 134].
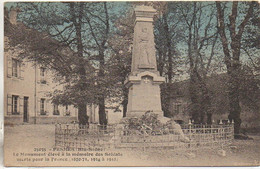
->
[125, 5, 165, 118]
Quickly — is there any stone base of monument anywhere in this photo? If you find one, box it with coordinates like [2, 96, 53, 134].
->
[125, 71, 165, 118]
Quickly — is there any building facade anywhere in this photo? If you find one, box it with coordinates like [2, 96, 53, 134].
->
[4, 7, 123, 125]
[4, 36, 79, 124]
[4, 8, 79, 124]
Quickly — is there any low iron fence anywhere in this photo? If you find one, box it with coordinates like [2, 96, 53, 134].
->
[55, 121, 234, 150]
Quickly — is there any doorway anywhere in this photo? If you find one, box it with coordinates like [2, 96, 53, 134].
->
[23, 97, 29, 122]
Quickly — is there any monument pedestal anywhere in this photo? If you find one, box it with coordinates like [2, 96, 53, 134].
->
[125, 71, 165, 118]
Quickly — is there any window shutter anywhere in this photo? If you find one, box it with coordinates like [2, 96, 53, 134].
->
[45, 99, 49, 115]
[37, 98, 41, 115]
[17, 62, 21, 78]
[7, 57, 12, 78]
[7, 94, 12, 115]
[44, 69, 48, 85]
[19, 95, 24, 114]
[20, 62, 24, 80]
[16, 95, 20, 114]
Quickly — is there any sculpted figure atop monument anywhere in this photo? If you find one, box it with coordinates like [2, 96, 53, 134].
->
[138, 27, 151, 67]
[131, 5, 157, 74]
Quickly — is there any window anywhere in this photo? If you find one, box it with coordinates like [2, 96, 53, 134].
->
[12, 95, 19, 114]
[53, 104, 59, 115]
[40, 98, 46, 115]
[65, 105, 70, 116]
[7, 58, 23, 79]
[12, 59, 19, 77]
[40, 67, 46, 84]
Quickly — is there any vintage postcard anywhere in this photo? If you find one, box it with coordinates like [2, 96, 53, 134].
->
[3, 1, 260, 167]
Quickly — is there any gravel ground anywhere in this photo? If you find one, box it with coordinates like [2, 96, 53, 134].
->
[3, 124, 260, 167]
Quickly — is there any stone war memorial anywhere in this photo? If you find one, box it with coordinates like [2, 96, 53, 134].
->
[124, 5, 166, 120]
[5, 1, 259, 167]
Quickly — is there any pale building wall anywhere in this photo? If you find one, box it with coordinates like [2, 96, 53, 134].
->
[4, 37, 78, 124]
[87, 103, 123, 124]
[106, 108, 123, 124]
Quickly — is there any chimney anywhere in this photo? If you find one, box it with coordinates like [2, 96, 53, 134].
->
[9, 6, 20, 25]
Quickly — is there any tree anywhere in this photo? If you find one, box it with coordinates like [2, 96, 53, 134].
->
[176, 2, 219, 124]
[216, 1, 255, 135]
[153, 2, 184, 118]
[107, 9, 133, 117]
[5, 2, 126, 125]
[83, 2, 111, 126]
